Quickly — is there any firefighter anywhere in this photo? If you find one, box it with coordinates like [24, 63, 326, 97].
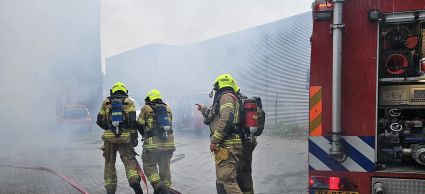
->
[233, 81, 257, 194]
[96, 82, 143, 194]
[199, 74, 243, 194]
[136, 89, 175, 194]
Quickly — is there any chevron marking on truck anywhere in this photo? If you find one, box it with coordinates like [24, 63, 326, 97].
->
[309, 86, 322, 136]
[309, 136, 375, 172]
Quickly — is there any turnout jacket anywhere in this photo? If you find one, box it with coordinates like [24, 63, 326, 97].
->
[137, 103, 175, 152]
[209, 93, 242, 149]
[97, 96, 137, 144]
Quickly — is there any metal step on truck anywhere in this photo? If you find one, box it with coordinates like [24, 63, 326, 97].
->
[309, 0, 425, 193]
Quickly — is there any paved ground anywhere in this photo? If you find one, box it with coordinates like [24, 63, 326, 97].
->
[0, 128, 308, 194]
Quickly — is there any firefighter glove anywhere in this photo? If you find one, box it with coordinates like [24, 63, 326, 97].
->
[131, 137, 138, 147]
[214, 147, 229, 165]
[96, 114, 108, 130]
[210, 143, 217, 153]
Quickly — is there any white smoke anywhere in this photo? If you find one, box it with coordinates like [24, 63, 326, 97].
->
[0, 0, 101, 156]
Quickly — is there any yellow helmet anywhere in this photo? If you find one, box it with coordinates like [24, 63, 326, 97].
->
[146, 89, 162, 101]
[214, 74, 237, 91]
[111, 82, 128, 94]
[233, 79, 240, 93]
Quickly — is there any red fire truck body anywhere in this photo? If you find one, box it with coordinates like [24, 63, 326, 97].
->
[309, 0, 425, 193]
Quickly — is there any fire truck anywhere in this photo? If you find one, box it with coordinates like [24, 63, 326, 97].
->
[309, 0, 425, 193]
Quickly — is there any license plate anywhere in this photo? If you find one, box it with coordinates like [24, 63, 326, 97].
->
[315, 190, 359, 194]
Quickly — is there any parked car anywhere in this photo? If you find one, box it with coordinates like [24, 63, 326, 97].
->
[58, 104, 93, 131]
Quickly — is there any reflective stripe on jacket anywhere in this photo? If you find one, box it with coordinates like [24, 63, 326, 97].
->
[210, 93, 242, 147]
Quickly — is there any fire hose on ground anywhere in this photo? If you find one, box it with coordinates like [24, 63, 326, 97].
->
[135, 158, 150, 194]
[134, 153, 186, 194]
[0, 153, 185, 194]
[0, 164, 89, 194]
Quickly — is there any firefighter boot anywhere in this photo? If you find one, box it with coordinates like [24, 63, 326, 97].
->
[106, 190, 115, 194]
[153, 181, 171, 194]
[130, 182, 143, 194]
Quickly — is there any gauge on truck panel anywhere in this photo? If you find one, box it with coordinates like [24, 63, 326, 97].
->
[379, 85, 425, 106]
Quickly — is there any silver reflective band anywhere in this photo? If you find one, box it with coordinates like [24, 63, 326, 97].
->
[163, 126, 171, 132]
[249, 127, 258, 135]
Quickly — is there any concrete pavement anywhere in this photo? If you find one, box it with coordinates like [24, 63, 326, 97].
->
[0, 129, 308, 194]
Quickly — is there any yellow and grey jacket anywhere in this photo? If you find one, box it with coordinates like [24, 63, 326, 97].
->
[137, 103, 175, 151]
[209, 92, 242, 149]
[97, 97, 137, 144]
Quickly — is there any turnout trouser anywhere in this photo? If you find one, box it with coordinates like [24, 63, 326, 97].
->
[102, 142, 140, 192]
[237, 141, 257, 194]
[142, 150, 173, 188]
[215, 146, 243, 194]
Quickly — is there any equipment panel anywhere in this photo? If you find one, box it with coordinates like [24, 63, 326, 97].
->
[379, 85, 425, 106]
[377, 22, 425, 170]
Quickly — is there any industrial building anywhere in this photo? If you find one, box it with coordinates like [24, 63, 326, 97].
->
[106, 12, 312, 128]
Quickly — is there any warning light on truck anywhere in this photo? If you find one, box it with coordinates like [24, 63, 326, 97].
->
[313, 0, 333, 20]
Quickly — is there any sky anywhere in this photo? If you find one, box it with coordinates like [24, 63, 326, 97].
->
[101, 0, 312, 63]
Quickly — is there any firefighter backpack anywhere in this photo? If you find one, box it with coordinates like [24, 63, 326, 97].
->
[108, 96, 129, 136]
[101, 96, 132, 144]
[241, 96, 266, 136]
[149, 103, 172, 138]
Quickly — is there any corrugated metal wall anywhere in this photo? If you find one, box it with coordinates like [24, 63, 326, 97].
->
[209, 13, 312, 127]
[106, 12, 312, 128]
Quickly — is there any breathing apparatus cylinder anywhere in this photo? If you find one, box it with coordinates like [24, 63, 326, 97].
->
[243, 98, 259, 134]
[111, 100, 124, 136]
[154, 105, 171, 138]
